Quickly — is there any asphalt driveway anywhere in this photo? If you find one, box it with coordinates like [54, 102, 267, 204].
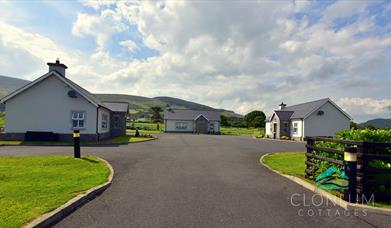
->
[0, 134, 389, 227]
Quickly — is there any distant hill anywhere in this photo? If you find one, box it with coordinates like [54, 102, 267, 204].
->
[358, 118, 391, 129]
[0, 75, 30, 98]
[0, 75, 242, 118]
[0, 75, 30, 111]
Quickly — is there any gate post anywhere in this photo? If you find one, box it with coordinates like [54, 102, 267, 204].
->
[344, 147, 357, 203]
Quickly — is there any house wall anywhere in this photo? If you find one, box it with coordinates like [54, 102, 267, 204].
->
[304, 101, 350, 137]
[110, 112, 127, 137]
[290, 119, 304, 140]
[165, 120, 194, 132]
[211, 121, 220, 133]
[5, 76, 97, 134]
[270, 114, 280, 138]
[265, 122, 272, 136]
[97, 108, 110, 134]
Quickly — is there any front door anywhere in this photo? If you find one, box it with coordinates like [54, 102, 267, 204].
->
[195, 115, 208, 134]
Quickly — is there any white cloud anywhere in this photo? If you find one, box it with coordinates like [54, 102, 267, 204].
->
[337, 98, 391, 121]
[119, 40, 138, 53]
[72, 9, 127, 50]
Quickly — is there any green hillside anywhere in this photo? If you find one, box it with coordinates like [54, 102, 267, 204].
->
[0, 75, 29, 98]
[358, 118, 391, 129]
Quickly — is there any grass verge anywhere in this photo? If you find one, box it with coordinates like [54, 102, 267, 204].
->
[0, 156, 110, 228]
[262, 152, 305, 178]
[110, 135, 155, 143]
[262, 152, 391, 208]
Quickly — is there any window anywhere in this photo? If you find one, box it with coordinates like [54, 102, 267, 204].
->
[293, 122, 298, 134]
[284, 122, 288, 132]
[102, 114, 108, 129]
[72, 111, 85, 128]
[270, 124, 273, 133]
[175, 122, 188, 130]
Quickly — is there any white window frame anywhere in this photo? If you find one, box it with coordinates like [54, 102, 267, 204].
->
[72, 111, 85, 129]
[175, 122, 188, 130]
[102, 114, 108, 129]
[293, 122, 298, 134]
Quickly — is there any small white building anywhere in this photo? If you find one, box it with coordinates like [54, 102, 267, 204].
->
[164, 109, 221, 134]
[265, 98, 352, 141]
[0, 60, 128, 141]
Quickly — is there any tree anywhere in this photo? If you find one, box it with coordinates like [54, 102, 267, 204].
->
[350, 121, 358, 129]
[220, 115, 229, 126]
[150, 106, 163, 122]
[244, 110, 266, 128]
[251, 116, 265, 128]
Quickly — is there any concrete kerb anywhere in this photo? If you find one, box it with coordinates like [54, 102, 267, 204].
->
[259, 153, 391, 216]
[0, 137, 157, 147]
[254, 137, 306, 144]
[23, 157, 115, 228]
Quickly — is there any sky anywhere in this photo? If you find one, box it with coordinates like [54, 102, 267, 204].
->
[0, 0, 390, 122]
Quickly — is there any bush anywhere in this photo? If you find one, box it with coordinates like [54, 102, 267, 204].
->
[135, 129, 140, 137]
[280, 136, 290, 140]
[312, 129, 391, 176]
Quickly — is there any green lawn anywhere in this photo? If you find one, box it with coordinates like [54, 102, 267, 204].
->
[0, 156, 110, 228]
[127, 129, 162, 134]
[262, 152, 306, 177]
[110, 135, 155, 143]
[127, 122, 164, 134]
[221, 127, 264, 136]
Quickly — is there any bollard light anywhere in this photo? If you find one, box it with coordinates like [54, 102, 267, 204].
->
[73, 130, 81, 158]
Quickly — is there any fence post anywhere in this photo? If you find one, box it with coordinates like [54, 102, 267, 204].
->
[344, 147, 357, 203]
[73, 130, 81, 158]
[305, 137, 314, 179]
[356, 142, 368, 203]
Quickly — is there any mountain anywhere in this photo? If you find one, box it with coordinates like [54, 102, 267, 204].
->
[0, 75, 241, 118]
[0, 75, 30, 111]
[358, 118, 391, 129]
[0, 75, 30, 98]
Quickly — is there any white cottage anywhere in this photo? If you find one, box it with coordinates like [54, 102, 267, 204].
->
[0, 60, 128, 142]
[164, 109, 221, 134]
[265, 98, 352, 141]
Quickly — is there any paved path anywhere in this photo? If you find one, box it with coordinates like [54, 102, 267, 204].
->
[0, 134, 389, 227]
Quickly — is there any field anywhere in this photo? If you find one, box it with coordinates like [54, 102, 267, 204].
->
[220, 127, 264, 136]
[0, 156, 110, 227]
[127, 122, 264, 136]
[0, 113, 4, 126]
[127, 122, 164, 134]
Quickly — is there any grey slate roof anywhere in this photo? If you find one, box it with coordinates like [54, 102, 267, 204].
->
[274, 110, 294, 120]
[102, 102, 129, 112]
[164, 109, 221, 121]
[283, 98, 329, 119]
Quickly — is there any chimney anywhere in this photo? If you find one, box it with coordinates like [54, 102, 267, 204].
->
[47, 58, 67, 77]
[279, 102, 287, 110]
